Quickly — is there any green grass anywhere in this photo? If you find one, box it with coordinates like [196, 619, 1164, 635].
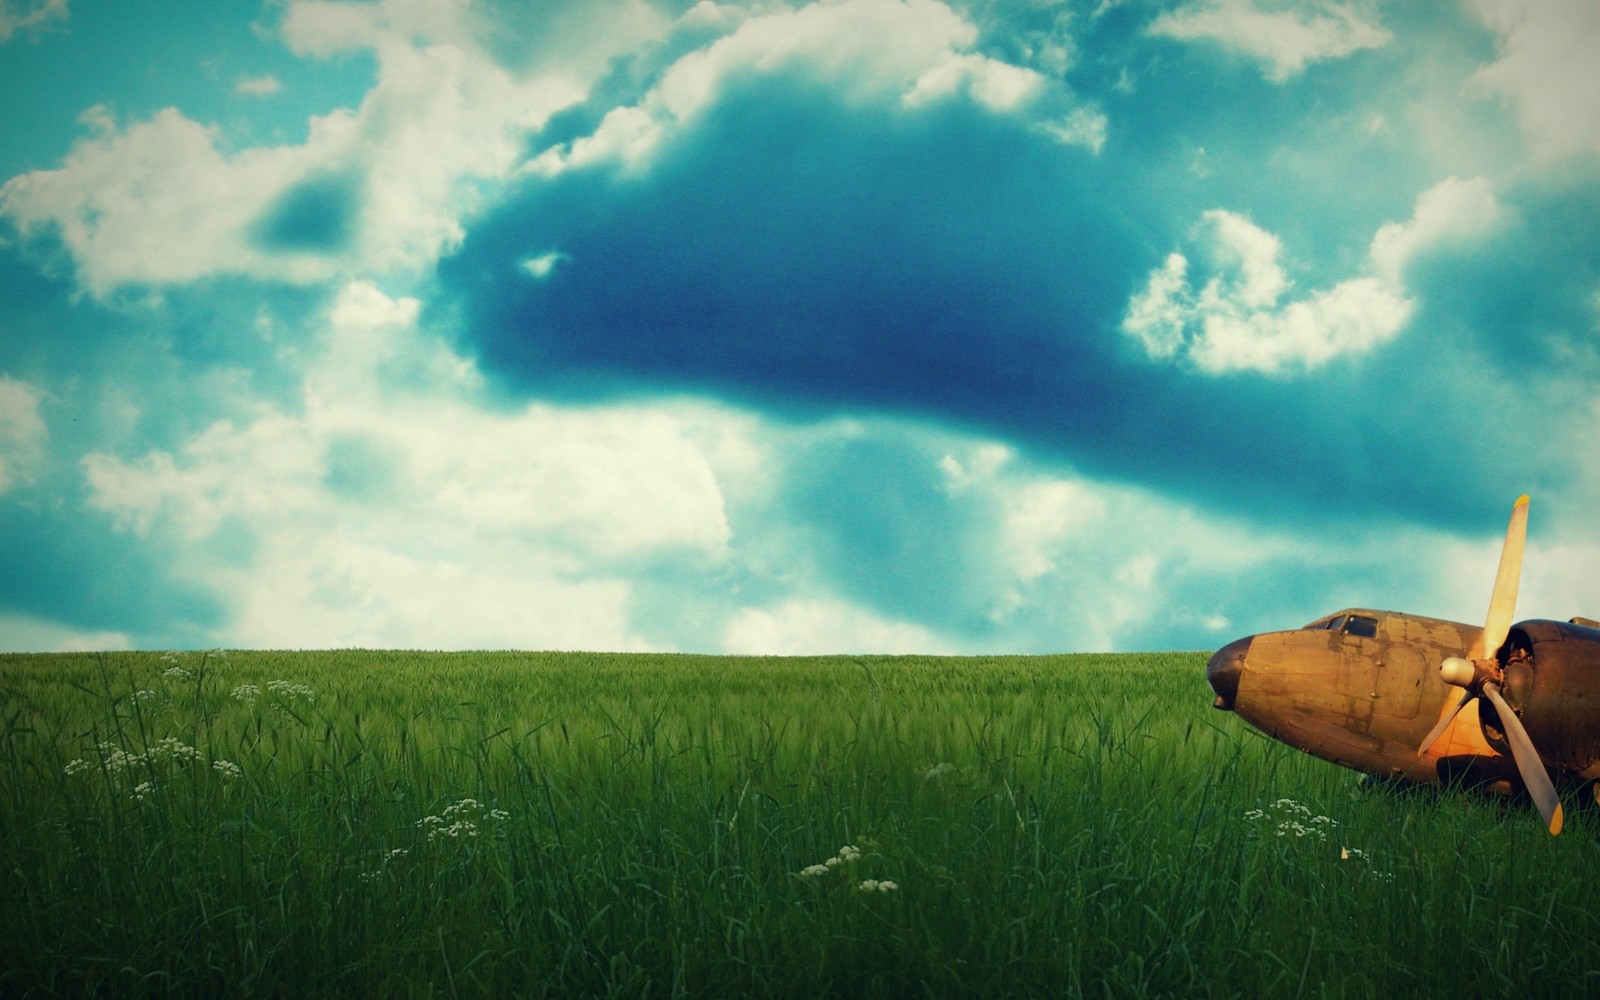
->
[2, 649, 1597, 998]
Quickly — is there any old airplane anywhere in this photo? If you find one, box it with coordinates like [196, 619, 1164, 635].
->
[1206, 495, 1600, 835]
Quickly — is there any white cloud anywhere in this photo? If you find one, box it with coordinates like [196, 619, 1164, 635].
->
[1368, 175, 1502, 283]
[520, 250, 570, 280]
[0, 3, 588, 296]
[0, 374, 47, 494]
[235, 75, 283, 97]
[1120, 177, 1503, 375]
[279, 0, 398, 54]
[0, 612, 130, 654]
[1468, 0, 1600, 159]
[81, 283, 737, 650]
[723, 598, 954, 655]
[531, 0, 1100, 177]
[1149, 0, 1390, 81]
[0, 0, 66, 42]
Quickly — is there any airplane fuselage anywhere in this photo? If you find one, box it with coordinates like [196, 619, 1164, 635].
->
[1207, 609, 1600, 791]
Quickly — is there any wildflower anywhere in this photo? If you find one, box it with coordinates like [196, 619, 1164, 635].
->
[149, 737, 201, 764]
[131, 781, 157, 802]
[64, 758, 93, 777]
[231, 684, 262, 701]
[162, 666, 193, 681]
[924, 762, 956, 780]
[266, 679, 315, 701]
[797, 845, 863, 878]
[133, 689, 158, 703]
[415, 798, 507, 843]
[212, 759, 243, 780]
[857, 879, 899, 893]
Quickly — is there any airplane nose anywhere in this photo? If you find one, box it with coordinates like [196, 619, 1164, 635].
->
[1207, 636, 1250, 711]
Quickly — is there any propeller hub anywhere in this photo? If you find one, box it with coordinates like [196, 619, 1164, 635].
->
[1440, 656, 1476, 688]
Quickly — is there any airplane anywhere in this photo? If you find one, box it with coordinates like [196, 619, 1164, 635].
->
[1206, 495, 1600, 835]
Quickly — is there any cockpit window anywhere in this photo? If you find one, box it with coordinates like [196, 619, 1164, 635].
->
[1327, 615, 1347, 632]
[1344, 615, 1379, 638]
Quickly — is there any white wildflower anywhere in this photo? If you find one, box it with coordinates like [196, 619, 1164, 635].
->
[232, 684, 262, 701]
[415, 799, 506, 843]
[212, 759, 243, 780]
[858, 879, 899, 893]
[266, 679, 316, 701]
[131, 780, 157, 802]
[924, 762, 956, 780]
[162, 666, 193, 681]
[799, 844, 863, 878]
[149, 737, 201, 764]
[64, 758, 93, 777]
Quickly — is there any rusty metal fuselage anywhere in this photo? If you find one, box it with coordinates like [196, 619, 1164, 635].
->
[1207, 610, 1600, 788]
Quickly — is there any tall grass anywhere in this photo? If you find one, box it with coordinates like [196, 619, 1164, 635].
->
[2, 649, 1596, 997]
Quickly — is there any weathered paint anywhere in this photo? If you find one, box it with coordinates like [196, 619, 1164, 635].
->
[1208, 609, 1600, 791]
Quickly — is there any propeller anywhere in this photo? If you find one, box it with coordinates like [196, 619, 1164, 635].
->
[1416, 495, 1563, 835]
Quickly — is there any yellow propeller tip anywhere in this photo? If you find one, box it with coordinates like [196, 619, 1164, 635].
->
[1549, 804, 1564, 836]
[1515, 494, 1530, 506]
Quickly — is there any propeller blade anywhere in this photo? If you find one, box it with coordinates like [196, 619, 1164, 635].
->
[1482, 682, 1563, 835]
[1481, 494, 1529, 659]
[1417, 689, 1473, 757]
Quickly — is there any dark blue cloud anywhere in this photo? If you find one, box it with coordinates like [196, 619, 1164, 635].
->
[439, 66, 1582, 537]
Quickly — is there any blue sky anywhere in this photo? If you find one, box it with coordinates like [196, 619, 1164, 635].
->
[3, 0, 1598, 654]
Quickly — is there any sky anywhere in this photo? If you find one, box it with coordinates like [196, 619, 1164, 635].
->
[2, 0, 1598, 655]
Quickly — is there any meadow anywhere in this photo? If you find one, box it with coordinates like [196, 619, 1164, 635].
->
[2, 648, 1596, 998]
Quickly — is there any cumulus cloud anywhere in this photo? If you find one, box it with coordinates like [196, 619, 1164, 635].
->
[722, 598, 953, 655]
[1121, 176, 1503, 374]
[1149, 0, 1390, 81]
[1468, 0, 1600, 158]
[0, 4, 585, 295]
[0, 374, 47, 493]
[0, 0, 66, 42]
[80, 282, 737, 649]
[529, 0, 1102, 176]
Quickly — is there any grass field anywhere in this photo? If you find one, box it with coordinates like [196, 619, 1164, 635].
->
[2, 649, 1597, 998]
